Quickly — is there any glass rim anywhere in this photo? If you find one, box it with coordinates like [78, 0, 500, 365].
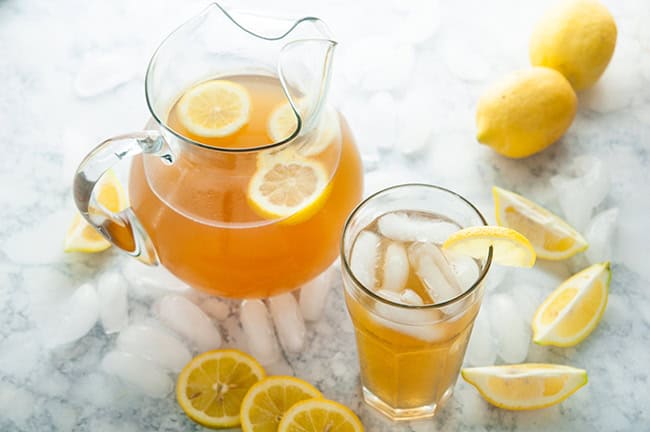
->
[143, 2, 336, 154]
[340, 183, 493, 310]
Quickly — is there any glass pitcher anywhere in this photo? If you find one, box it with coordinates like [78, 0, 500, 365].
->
[73, 3, 364, 299]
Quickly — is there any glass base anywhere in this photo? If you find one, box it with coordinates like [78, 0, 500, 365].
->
[361, 386, 454, 421]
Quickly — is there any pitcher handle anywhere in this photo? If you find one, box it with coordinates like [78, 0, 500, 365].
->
[73, 130, 168, 265]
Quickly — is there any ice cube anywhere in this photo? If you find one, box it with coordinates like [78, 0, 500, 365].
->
[484, 265, 511, 292]
[400, 289, 424, 306]
[269, 294, 306, 353]
[379, 242, 409, 293]
[101, 351, 172, 398]
[465, 306, 497, 366]
[123, 260, 189, 298]
[97, 271, 128, 334]
[199, 297, 230, 321]
[2, 210, 68, 265]
[377, 212, 459, 244]
[375, 289, 402, 303]
[156, 295, 222, 352]
[350, 230, 381, 290]
[551, 156, 610, 231]
[116, 324, 191, 372]
[43, 283, 99, 348]
[299, 270, 332, 322]
[372, 295, 444, 342]
[489, 294, 531, 363]
[443, 38, 491, 82]
[266, 358, 294, 376]
[74, 52, 137, 98]
[445, 249, 480, 289]
[408, 242, 462, 304]
[391, 0, 441, 44]
[240, 300, 281, 365]
[510, 282, 545, 325]
[585, 208, 619, 264]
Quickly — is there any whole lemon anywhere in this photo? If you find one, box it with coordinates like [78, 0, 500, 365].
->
[530, 0, 617, 91]
[476, 67, 577, 159]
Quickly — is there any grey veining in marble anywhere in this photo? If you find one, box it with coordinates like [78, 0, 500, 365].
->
[1, 0, 650, 430]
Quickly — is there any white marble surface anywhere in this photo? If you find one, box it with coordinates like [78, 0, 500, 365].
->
[1, 0, 650, 430]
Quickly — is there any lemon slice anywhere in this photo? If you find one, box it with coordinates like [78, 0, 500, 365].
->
[278, 398, 364, 432]
[462, 364, 587, 410]
[177, 79, 251, 138]
[442, 226, 536, 267]
[240, 376, 322, 432]
[64, 169, 127, 253]
[493, 186, 588, 260]
[248, 156, 332, 225]
[176, 349, 266, 428]
[267, 102, 340, 156]
[533, 262, 610, 347]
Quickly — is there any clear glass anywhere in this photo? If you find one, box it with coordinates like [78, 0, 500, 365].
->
[73, 3, 363, 298]
[340, 184, 492, 421]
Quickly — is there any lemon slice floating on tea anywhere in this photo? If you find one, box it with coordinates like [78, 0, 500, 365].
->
[177, 79, 251, 138]
[533, 262, 610, 347]
[248, 156, 332, 225]
[64, 169, 127, 253]
[442, 226, 536, 267]
[240, 376, 322, 432]
[278, 398, 364, 432]
[462, 364, 587, 410]
[176, 349, 266, 428]
[493, 186, 588, 260]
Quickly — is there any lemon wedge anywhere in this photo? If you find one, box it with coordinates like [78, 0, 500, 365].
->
[278, 398, 364, 432]
[240, 376, 322, 432]
[493, 186, 588, 260]
[176, 349, 266, 428]
[462, 364, 587, 410]
[248, 156, 332, 225]
[64, 169, 127, 253]
[177, 79, 251, 138]
[533, 262, 610, 347]
[442, 226, 536, 267]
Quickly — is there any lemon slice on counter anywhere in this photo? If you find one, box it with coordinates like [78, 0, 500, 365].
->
[176, 349, 266, 428]
[278, 398, 364, 432]
[493, 186, 588, 260]
[462, 364, 587, 410]
[240, 375, 322, 432]
[533, 262, 610, 347]
[442, 226, 536, 267]
[177, 79, 251, 138]
[64, 169, 127, 253]
[248, 156, 332, 225]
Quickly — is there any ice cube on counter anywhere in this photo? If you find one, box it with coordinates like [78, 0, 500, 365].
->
[299, 270, 332, 322]
[43, 283, 99, 348]
[199, 297, 231, 321]
[585, 208, 619, 264]
[551, 155, 610, 231]
[74, 52, 137, 98]
[116, 324, 191, 372]
[123, 260, 189, 298]
[97, 271, 128, 334]
[268, 293, 306, 354]
[156, 295, 221, 352]
[350, 230, 381, 289]
[489, 294, 531, 363]
[379, 242, 409, 293]
[240, 300, 281, 365]
[101, 351, 172, 398]
[377, 212, 459, 244]
[510, 282, 545, 325]
[408, 242, 462, 304]
[465, 306, 497, 366]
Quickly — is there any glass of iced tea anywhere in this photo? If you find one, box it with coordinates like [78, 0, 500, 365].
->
[72, 4, 363, 299]
[340, 184, 492, 421]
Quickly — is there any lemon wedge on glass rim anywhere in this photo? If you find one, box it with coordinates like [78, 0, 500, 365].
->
[176, 349, 266, 428]
[442, 225, 536, 267]
[533, 262, 610, 347]
[493, 186, 588, 260]
[462, 364, 587, 410]
[240, 375, 322, 432]
[177, 79, 251, 138]
[278, 398, 364, 432]
[64, 169, 127, 253]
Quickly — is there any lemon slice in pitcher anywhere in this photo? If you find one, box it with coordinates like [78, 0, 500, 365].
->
[64, 169, 127, 253]
[442, 226, 536, 267]
[248, 156, 332, 225]
[493, 186, 588, 260]
[177, 79, 251, 138]
[278, 398, 364, 432]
